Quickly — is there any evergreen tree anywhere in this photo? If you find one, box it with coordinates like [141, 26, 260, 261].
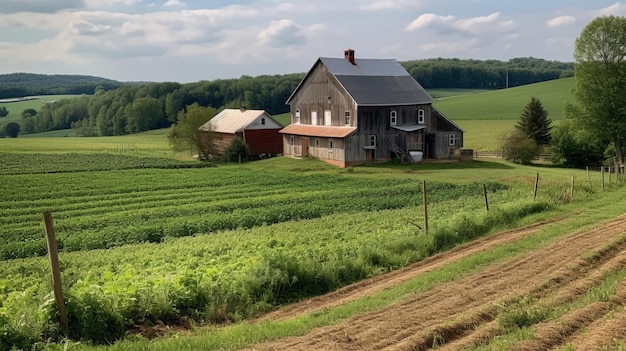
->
[516, 97, 552, 146]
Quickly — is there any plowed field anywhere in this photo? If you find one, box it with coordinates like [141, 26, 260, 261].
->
[243, 215, 626, 351]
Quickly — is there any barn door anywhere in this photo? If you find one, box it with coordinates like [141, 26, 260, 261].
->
[301, 137, 309, 157]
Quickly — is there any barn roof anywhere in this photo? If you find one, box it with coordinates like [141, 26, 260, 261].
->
[279, 124, 357, 138]
[286, 56, 433, 106]
[198, 108, 281, 134]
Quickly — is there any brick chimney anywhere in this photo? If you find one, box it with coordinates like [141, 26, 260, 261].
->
[344, 48, 356, 65]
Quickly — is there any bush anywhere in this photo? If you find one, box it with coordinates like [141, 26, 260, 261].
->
[501, 131, 538, 164]
[224, 137, 249, 163]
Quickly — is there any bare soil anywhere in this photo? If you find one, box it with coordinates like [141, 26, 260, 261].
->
[242, 214, 626, 350]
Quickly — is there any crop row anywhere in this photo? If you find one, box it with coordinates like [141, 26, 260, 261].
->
[0, 153, 214, 175]
[0, 177, 503, 259]
[0, 192, 550, 348]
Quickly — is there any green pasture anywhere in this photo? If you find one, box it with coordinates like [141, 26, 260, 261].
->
[434, 77, 574, 121]
[0, 129, 176, 157]
[0, 95, 81, 121]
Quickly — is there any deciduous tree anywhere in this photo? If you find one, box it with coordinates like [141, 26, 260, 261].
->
[4, 122, 20, 137]
[168, 103, 217, 160]
[572, 15, 626, 166]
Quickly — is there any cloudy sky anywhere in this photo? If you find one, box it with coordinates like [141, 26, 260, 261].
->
[1, 0, 624, 83]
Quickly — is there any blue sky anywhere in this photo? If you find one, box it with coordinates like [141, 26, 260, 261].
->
[0, 0, 624, 82]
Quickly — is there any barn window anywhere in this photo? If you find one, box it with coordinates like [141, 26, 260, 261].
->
[449, 134, 456, 146]
[345, 111, 351, 125]
[369, 134, 376, 147]
[418, 109, 425, 124]
[324, 110, 332, 126]
[290, 135, 294, 146]
[311, 111, 317, 125]
[329, 140, 334, 151]
[295, 109, 301, 124]
[261, 117, 266, 125]
[390, 110, 397, 126]
[315, 138, 320, 147]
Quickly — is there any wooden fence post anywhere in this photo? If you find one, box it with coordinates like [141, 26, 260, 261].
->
[602, 167, 605, 190]
[483, 183, 489, 211]
[422, 180, 429, 234]
[533, 173, 539, 201]
[587, 166, 592, 190]
[43, 211, 68, 334]
[570, 176, 575, 201]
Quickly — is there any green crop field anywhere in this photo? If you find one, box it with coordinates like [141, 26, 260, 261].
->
[1, 129, 604, 350]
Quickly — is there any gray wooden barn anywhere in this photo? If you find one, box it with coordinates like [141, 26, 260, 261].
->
[280, 49, 464, 167]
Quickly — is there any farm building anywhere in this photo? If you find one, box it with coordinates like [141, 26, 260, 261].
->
[280, 49, 465, 167]
[198, 108, 283, 158]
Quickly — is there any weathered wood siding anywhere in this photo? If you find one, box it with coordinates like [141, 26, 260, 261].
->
[288, 61, 357, 127]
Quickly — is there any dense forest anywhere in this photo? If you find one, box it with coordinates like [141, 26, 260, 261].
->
[0, 73, 125, 98]
[6, 57, 574, 136]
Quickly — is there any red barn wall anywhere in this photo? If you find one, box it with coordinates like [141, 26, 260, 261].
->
[242, 129, 283, 155]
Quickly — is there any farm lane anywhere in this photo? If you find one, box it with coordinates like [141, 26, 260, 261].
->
[242, 214, 626, 350]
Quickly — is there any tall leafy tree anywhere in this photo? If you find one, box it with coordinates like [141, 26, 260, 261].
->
[4, 122, 20, 137]
[572, 15, 626, 166]
[516, 97, 552, 146]
[168, 103, 217, 160]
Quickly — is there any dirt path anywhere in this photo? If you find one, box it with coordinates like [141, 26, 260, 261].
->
[243, 214, 626, 350]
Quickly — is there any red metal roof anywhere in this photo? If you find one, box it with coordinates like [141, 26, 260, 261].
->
[279, 124, 357, 138]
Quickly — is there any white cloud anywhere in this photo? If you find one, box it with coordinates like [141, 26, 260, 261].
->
[596, 2, 626, 16]
[258, 19, 306, 47]
[405, 14, 455, 31]
[547, 15, 576, 28]
[84, 0, 142, 7]
[406, 12, 513, 34]
[163, 0, 186, 8]
[360, 0, 422, 11]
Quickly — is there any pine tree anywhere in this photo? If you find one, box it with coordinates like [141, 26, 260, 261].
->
[516, 97, 552, 146]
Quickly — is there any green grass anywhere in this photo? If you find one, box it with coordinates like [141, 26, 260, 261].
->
[0, 129, 177, 158]
[427, 88, 491, 99]
[0, 95, 81, 121]
[434, 78, 574, 121]
[273, 112, 290, 126]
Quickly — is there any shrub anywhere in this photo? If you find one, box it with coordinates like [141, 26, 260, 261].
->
[501, 131, 538, 164]
[224, 137, 249, 163]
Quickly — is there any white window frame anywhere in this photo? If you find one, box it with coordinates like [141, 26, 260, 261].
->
[418, 109, 425, 124]
[449, 134, 456, 146]
[295, 109, 301, 124]
[261, 117, 266, 125]
[369, 134, 376, 147]
[289, 135, 294, 146]
[345, 111, 351, 126]
[311, 111, 317, 125]
[324, 110, 332, 126]
[329, 140, 334, 152]
[390, 110, 397, 126]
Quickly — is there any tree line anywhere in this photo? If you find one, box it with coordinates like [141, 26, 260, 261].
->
[0, 73, 125, 98]
[12, 57, 574, 136]
[404, 57, 574, 89]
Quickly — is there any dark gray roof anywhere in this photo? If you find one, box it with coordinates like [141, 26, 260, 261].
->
[320, 57, 433, 106]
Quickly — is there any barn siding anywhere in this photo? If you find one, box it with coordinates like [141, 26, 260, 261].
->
[243, 129, 282, 155]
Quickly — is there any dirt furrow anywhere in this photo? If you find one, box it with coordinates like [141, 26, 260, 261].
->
[244, 215, 626, 351]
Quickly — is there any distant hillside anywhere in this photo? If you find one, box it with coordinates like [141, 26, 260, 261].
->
[434, 77, 575, 121]
[0, 73, 126, 99]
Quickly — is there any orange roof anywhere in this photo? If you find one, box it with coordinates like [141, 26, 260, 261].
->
[279, 124, 357, 138]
